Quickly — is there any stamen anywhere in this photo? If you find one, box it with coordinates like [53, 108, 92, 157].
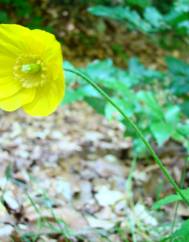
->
[21, 64, 41, 74]
[13, 55, 47, 88]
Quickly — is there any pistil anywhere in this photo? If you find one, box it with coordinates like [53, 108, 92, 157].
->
[21, 63, 41, 74]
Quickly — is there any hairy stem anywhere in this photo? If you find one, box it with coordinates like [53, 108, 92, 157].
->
[64, 67, 189, 206]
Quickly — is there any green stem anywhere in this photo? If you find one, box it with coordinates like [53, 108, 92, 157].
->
[64, 68, 189, 206]
[170, 158, 188, 236]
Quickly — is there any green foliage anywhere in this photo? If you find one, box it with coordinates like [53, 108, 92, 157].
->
[63, 57, 189, 155]
[166, 57, 189, 95]
[161, 219, 189, 241]
[153, 188, 189, 209]
[166, 57, 189, 117]
[170, 219, 189, 242]
[0, 10, 8, 22]
[64, 58, 189, 240]
[0, 0, 44, 28]
[88, 0, 189, 47]
[88, 5, 156, 33]
[127, 0, 151, 9]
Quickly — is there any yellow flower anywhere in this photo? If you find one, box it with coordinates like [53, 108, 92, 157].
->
[0, 24, 65, 116]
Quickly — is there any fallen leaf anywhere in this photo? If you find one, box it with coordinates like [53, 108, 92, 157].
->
[95, 186, 124, 206]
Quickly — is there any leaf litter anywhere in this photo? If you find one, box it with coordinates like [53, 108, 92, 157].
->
[0, 102, 179, 241]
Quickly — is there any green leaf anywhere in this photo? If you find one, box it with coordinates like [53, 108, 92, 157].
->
[132, 138, 148, 156]
[150, 122, 172, 146]
[88, 6, 152, 33]
[137, 91, 164, 121]
[128, 57, 164, 84]
[181, 99, 189, 117]
[166, 57, 189, 96]
[62, 88, 85, 105]
[144, 7, 165, 29]
[105, 97, 135, 121]
[165, 105, 180, 124]
[85, 97, 106, 115]
[170, 219, 189, 241]
[83, 59, 114, 81]
[153, 188, 189, 209]
[64, 61, 81, 85]
[166, 57, 189, 76]
[83, 59, 133, 89]
[177, 122, 189, 138]
[178, 20, 189, 34]
[127, 0, 151, 8]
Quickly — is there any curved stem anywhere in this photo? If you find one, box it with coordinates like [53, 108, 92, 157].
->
[64, 67, 189, 206]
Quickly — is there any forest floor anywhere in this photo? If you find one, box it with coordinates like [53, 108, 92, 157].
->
[0, 2, 188, 242]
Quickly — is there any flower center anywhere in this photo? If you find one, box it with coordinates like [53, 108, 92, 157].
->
[21, 63, 41, 74]
[13, 55, 47, 88]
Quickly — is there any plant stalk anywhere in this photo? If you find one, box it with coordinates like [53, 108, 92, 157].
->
[64, 67, 189, 206]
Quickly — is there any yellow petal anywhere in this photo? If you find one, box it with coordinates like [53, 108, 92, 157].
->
[41, 37, 63, 83]
[23, 74, 65, 117]
[0, 77, 21, 99]
[0, 56, 15, 76]
[0, 24, 50, 56]
[31, 29, 60, 57]
[0, 88, 35, 111]
[32, 29, 56, 43]
[0, 24, 31, 57]
[44, 38, 61, 61]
